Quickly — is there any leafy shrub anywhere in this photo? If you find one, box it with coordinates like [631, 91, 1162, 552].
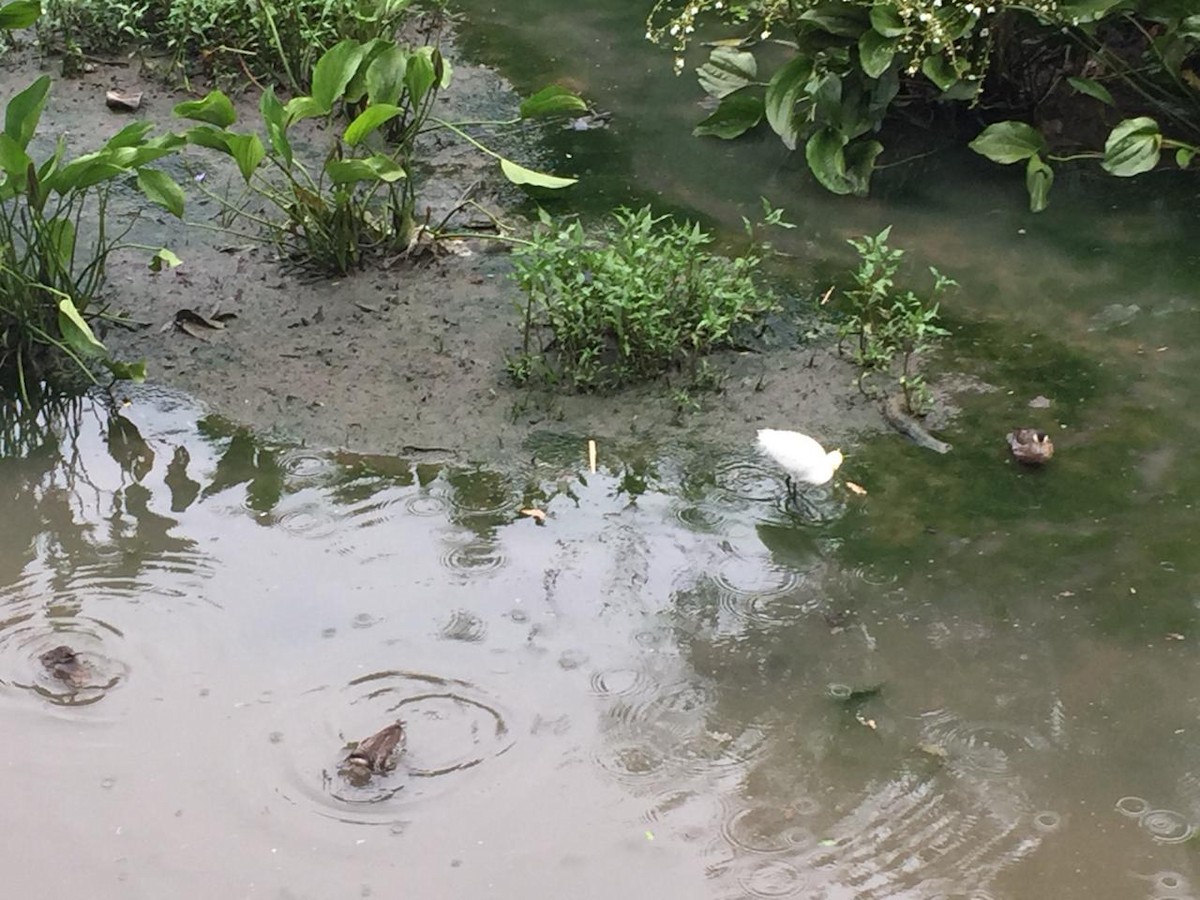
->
[835, 227, 952, 413]
[0, 76, 186, 393]
[175, 39, 583, 274]
[647, 0, 1199, 208]
[509, 204, 784, 391]
[39, 0, 442, 90]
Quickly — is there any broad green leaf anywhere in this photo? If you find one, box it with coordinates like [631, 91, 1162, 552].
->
[968, 121, 1047, 164]
[344, 103, 403, 145]
[365, 45, 408, 106]
[498, 158, 577, 189]
[404, 47, 439, 107]
[325, 154, 406, 184]
[1057, 0, 1125, 21]
[46, 154, 125, 193]
[520, 85, 588, 118]
[693, 91, 764, 139]
[260, 87, 293, 165]
[344, 38, 393, 104]
[1067, 76, 1114, 105]
[104, 359, 147, 382]
[765, 55, 813, 150]
[697, 47, 757, 100]
[805, 127, 852, 194]
[1177, 147, 1195, 168]
[149, 248, 182, 271]
[174, 91, 236, 127]
[137, 168, 185, 217]
[934, 5, 974, 41]
[1025, 153, 1054, 212]
[311, 39, 368, 113]
[184, 125, 232, 154]
[1101, 117, 1161, 176]
[1181, 15, 1200, 39]
[799, 3, 869, 37]
[811, 72, 843, 129]
[0, 0, 43, 29]
[283, 96, 326, 124]
[858, 30, 897, 79]
[869, 3, 908, 38]
[844, 138, 883, 196]
[921, 54, 958, 92]
[5, 74, 50, 150]
[225, 133, 265, 181]
[104, 120, 155, 149]
[0, 132, 31, 181]
[58, 296, 106, 357]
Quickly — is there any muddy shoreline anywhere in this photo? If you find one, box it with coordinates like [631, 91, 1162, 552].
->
[2, 40, 887, 460]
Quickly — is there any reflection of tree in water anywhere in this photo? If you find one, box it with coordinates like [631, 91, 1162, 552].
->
[663, 542, 1052, 900]
[0, 394, 206, 608]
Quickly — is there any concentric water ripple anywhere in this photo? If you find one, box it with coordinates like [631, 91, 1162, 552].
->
[721, 803, 814, 854]
[440, 539, 507, 575]
[439, 609, 486, 642]
[920, 710, 1050, 781]
[736, 858, 804, 898]
[256, 669, 514, 826]
[712, 457, 781, 501]
[277, 449, 338, 486]
[0, 614, 128, 707]
[1140, 808, 1193, 844]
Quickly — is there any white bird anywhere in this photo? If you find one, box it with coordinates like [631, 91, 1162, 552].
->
[756, 429, 843, 503]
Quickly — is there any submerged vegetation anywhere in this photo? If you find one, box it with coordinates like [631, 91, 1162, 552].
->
[509, 204, 789, 391]
[647, 0, 1199, 209]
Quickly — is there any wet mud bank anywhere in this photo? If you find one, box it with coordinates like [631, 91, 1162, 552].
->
[0, 43, 888, 461]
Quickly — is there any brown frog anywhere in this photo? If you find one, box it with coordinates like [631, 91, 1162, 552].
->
[340, 721, 405, 786]
[39, 645, 89, 688]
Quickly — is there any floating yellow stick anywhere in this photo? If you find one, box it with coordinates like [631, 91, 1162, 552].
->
[587, 439, 597, 473]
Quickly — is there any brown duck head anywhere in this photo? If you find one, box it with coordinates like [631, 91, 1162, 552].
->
[1006, 429, 1054, 465]
[39, 645, 89, 688]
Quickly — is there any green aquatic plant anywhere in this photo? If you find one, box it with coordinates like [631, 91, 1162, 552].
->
[836, 226, 953, 414]
[175, 38, 582, 274]
[509, 203, 786, 391]
[0, 74, 185, 395]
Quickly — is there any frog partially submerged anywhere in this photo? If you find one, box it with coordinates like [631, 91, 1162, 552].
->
[39, 645, 89, 688]
[340, 721, 405, 786]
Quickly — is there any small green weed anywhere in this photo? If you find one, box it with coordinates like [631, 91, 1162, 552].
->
[836, 226, 953, 414]
[510, 203, 784, 391]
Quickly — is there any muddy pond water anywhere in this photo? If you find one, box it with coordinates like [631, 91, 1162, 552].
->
[5, 1, 1200, 898]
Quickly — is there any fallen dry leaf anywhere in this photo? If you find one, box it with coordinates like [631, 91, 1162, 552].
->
[845, 481, 867, 496]
[519, 508, 547, 524]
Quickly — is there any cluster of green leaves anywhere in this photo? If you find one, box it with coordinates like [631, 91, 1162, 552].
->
[836, 227, 952, 413]
[648, 0, 1198, 207]
[39, 0, 439, 90]
[175, 38, 582, 274]
[0, 74, 186, 395]
[509, 205, 783, 391]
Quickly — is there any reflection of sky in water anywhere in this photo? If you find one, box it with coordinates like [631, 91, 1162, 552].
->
[3, 386, 1200, 898]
